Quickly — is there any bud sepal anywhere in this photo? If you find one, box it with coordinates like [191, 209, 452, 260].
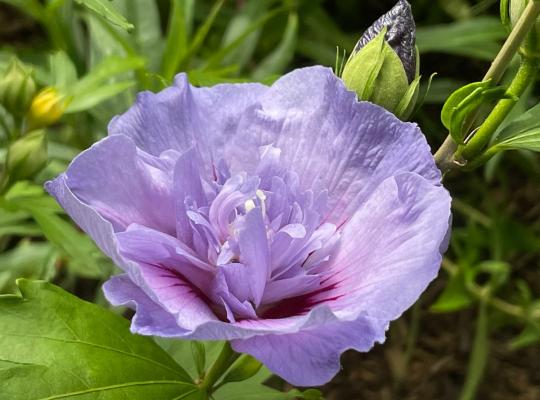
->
[340, 0, 421, 119]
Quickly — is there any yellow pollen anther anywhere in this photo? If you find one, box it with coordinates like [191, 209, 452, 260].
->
[244, 199, 256, 213]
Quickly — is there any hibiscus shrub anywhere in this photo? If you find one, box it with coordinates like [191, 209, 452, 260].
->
[0, 1, 539, 400]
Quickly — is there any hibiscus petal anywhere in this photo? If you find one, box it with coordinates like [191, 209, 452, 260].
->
[174, 146, 208, 246]
[103, 274, 188, 336]
[45, 174, 127, 270]
[323, 172, 451, 321]
[116, 224, 213, 289]
[135, 262, 218, 331]
[237, 207, 271, 307]
[262, 272, 321, 304]
[231, 314, 386, 386]
[224, 66, 441, 224]
[108, 75, 267, 178]
[54, 135, 176, 234]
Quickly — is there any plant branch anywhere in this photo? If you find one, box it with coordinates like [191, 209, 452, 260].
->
[459, 58, 537, 161]
[199, 342, 240, 396]
[433, 0, 540, 172]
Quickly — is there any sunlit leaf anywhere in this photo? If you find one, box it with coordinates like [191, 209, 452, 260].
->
[75, 0, 134, 32]
[0, 280, 198, 399]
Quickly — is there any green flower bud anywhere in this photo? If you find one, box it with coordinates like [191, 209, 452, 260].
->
[341, 0, 421, 120]
[0, 58, 36, 117]
[219, 355, 263, 385]
[3, 130, 47, 188]
[509, 0, 540, 55]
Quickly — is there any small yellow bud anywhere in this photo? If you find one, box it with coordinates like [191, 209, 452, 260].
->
[27, 87, 67, 129]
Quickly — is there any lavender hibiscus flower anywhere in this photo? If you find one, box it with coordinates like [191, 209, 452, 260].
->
[46, 66, 451, 386]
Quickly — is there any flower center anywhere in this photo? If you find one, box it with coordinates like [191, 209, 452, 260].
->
[178, 148, 341, 321]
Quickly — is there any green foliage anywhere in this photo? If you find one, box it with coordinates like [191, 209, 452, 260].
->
[491, 102, 540, 152]
[1, 182, 113, 279]
[156, 339, 323, 399]
[341, 29, 412, 115]
[3, 130, 47, 187]
[417, 17, 507, 60]
[0, 280, 200, 399]
[75, 0, 135, 32]
[220, 355, 264, 385]
[0, 0, 539, 398]
[441, 80, 515, 144]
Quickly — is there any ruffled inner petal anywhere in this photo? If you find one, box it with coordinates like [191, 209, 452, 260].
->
[109, 75, 268, 180]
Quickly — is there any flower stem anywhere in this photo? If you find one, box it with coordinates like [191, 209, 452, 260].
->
[433, 0, 540, 172]
[199, 342, 240, 395]
[458, 299, 490, 400]
[458, 57, 537, 162]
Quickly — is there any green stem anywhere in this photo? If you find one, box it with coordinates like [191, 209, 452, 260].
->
[199, 342, 240, 395]
[433, 0, 540, 172]
[459, 299, 490, 400]
[458, 58, 537, 161]
[393, 300, 422, 394]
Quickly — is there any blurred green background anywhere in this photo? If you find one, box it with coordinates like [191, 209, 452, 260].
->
[0, 0, 539, 399]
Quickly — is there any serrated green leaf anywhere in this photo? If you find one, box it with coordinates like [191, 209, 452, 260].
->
[75, 0, 134, 32]
[0, 280, 196, 399]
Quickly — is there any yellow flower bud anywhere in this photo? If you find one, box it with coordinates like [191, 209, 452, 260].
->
[27, 87, 67, 129]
